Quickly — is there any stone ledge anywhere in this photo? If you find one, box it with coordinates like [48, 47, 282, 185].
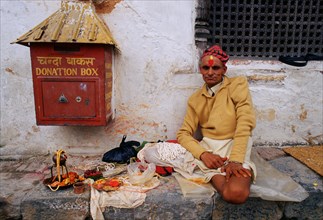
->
[1, 154, 322, 220]
[103, 176, 214, 220]
[21, 183, 90, 220]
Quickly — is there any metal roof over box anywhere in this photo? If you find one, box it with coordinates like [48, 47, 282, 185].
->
[12, 0, 117, 47]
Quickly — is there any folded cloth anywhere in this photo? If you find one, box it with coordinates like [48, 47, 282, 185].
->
[173, 173, 215, 198]
[90, 177, 160, 220]
[90, 186, 146, 220]
[137, 142, 197, 176]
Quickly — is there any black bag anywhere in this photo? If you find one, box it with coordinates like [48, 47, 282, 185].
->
[278, 54, 323, 67]
[102, 135, 140, 164]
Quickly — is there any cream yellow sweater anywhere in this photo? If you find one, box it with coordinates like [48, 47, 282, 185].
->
[176, 76, 256, 163]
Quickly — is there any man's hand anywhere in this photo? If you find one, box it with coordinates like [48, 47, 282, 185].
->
[200, 152, 227, 169]
[220, 162, 252, 182]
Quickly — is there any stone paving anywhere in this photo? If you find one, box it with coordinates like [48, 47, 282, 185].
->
[0, 148, 322, 220]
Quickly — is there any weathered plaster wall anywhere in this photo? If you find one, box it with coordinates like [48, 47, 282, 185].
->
[0, 0, 322, 156]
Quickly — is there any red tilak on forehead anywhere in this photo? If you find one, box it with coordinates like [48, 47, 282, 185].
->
[208, 56, 215, 66]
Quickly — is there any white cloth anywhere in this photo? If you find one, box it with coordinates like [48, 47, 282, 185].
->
[90, 177, 160, 220]
[249, 152, 309, 201]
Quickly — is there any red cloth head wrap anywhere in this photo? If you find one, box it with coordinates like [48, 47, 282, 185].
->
[201, 45, 229, 66]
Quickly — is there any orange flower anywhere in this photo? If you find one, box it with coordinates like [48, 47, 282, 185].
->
[109, 179, 120, 187]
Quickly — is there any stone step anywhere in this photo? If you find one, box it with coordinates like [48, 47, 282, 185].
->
[1, 153, 322, 220]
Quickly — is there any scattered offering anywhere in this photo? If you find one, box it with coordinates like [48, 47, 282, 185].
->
[92, 178, 123, 192]
[44, 171, 85, 191]
[84, 169, 103, 180]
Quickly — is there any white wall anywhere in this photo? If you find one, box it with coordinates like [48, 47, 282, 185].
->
[1, 0, 322, 157]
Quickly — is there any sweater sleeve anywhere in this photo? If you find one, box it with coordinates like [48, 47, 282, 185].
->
[229, 77, 256, 163]
[176, 100, 206, 159]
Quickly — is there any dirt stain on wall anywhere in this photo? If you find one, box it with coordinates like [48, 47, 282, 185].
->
[299, 104, 307, 121]
[5, 67, 15, 75]
[32, 125, 40, 132]
[291, 125, 296, 133]
[93, 0, 122, 14]
[255, 108, 276, 121]
[104, 103, 168, 140]
[247, 74, 286, 82]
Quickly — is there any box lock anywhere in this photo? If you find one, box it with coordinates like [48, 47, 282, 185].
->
[58, 94, 68, 103]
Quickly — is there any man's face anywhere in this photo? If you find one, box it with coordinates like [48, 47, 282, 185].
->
[199, 55, 227, 87]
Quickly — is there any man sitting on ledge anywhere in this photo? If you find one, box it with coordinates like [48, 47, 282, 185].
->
[177, 45, 256, 204]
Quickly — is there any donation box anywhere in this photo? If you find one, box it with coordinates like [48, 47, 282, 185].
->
[12, 0, 117, 126]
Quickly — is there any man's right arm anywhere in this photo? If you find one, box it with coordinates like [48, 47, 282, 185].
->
[176, 103, 206, 159]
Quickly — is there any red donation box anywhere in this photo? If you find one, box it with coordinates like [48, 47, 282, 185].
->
[12, 0, 118, 126]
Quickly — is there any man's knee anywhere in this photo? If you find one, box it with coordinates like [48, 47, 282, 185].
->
[222, 185, 250, 204]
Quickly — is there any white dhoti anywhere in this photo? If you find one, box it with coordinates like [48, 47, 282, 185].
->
[138, 137, 256, 183]
[137, 138, 309, 202]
